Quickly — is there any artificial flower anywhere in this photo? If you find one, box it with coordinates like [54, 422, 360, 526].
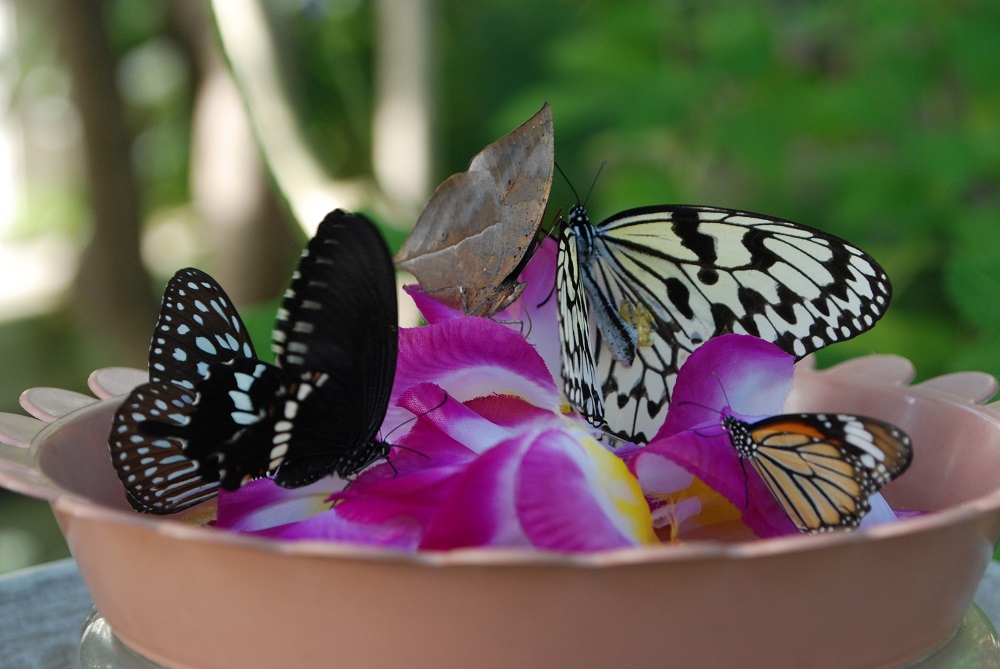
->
[628, 333, 900, 538]
[405, 237, 562, 386]
[217, 315, 657, 552]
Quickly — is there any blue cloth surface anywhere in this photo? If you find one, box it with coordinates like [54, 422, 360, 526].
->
[0, 560, 93, 669]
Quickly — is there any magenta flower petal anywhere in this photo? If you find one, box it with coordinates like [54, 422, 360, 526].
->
[516, 429, 655, 551]
[334, 466, 464, 528]
[657, 333, 794, 439]
[463, 393, 560, 428]
[397, 382, 517, 454]
[216, 477, 340, 533]
[401, 238, 561, 389]
[385, 318, 560, 435]
[421, 426, 655, 552]
[403, 284, 462, 324]
[635, 334, 801, 537]
[349, 424, 475, 490]
[421, 434, 533, 550]
[629, 448, 695, 494]
[636, 429, 797, 537]
[254, 508, 422, 550]
[499, 238, 561, 382]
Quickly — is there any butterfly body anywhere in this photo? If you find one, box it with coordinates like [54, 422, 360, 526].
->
[721, 412, 912, 532]
[110, 210, 398, 514]
[556, 203, 893, 444]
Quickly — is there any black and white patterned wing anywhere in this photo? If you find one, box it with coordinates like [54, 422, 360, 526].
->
[142, 358, 296, 491]
[574, 205, 891, 443]
[109, 382, 218, 514]
[556, 227, 604, 427]
[109, 268, 256, 514]
[148, 268, 256, 387]
[270, 209, 398, 486]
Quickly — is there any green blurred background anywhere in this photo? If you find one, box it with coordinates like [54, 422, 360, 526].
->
[0, 0, 998, 574]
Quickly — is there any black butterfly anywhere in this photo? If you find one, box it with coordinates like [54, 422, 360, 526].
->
[556, 204, 892, 444]
[109, 209, 398, 514]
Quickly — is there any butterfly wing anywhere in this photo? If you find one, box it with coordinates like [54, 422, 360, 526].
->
[109, 382, 216, 513]
[395, 103, 553, 316]
[572, 205, 891, 443]
[556, 226, 604, 427]
[109, 268, 257, 513]
[743, 413, 912, 532]
[270, 209, 398, 486]
[147, 268, 256, 387]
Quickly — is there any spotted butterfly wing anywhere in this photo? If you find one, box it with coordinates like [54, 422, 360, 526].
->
[109, 269, 257, 513]
[723, 412, 912, 532]
[110, 210, 398, 513]
[149, 209, 397, 490]
[558, 205, 892, 443]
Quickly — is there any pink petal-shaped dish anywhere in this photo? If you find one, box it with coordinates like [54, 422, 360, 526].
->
[2, 358, 1000, 669]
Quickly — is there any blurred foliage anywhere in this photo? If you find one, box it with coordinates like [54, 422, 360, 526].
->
[435, 0, 1000, 379]
[270, 0, 374, 178]
[1, 0, 999, 573]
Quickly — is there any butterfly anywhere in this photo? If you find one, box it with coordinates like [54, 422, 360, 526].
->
[109, 209, 398, 514]
[396, 103, 553, 317]
[556, 204, 892, 444]
[721, 412, 912, 533]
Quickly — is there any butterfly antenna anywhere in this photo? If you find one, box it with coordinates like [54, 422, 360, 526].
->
[674, 399, 728, 430]
[674, 398, 724, 417]
[711, 371, 736, 411]
[380, 411, 423, 444]
[389, 443, 431, 460]
[384, 456, 400, 478]
[540, 206, 564, 238]
[740, 459, 750, 510]
[554, 162, 581, 204]
[381, 390, 450, 468]
[536, 283, 556, 309]
[381, 386, 451, 444]
[518, 299, 534, 339]
[582, 161, 606, 208]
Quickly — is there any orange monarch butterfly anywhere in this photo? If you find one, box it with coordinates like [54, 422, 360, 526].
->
[721, 412, 913, 533]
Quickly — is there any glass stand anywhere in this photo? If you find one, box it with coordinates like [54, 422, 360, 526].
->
[78, 604, 1000, 669]
[77, 607, 167, 669]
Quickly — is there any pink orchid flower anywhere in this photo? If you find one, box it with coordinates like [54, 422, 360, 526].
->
[217, 314, 657, 553]
[627, 333, 900, 538]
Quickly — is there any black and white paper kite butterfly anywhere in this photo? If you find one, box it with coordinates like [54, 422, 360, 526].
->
[556, 204, 892, 444]
[109, 209, 398, 514]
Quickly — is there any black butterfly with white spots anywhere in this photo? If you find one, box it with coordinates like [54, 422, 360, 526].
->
[109, 209, 398, 514]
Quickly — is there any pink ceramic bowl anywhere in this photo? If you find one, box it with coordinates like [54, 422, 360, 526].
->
[2, 357, 1000, 669]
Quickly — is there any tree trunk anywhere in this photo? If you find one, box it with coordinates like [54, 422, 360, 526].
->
[50, 0, 156, 367]
[170, 0, 301, 306]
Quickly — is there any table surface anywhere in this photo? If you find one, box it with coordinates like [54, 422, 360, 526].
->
[5, 558, 1000, 669]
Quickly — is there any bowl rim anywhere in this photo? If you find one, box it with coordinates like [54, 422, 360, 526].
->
[22, 375, 1000, 570]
